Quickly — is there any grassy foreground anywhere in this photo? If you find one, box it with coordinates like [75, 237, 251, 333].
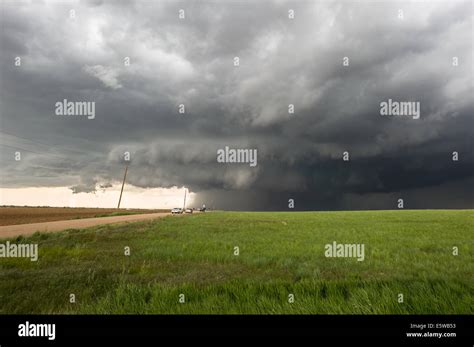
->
[0, 210, 472, 314]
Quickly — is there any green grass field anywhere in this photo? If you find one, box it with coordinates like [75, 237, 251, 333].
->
[0, 210, 472, 314]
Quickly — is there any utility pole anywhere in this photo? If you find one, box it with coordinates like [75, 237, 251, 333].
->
[183, 187, 187, 210]
[117, 165, 128, 209]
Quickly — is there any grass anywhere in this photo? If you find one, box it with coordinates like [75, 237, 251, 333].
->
[0, 210, 472, 314]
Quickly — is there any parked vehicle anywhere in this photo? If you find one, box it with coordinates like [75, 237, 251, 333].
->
[185, 208, 193, 214]
[171, 208, 183, 214]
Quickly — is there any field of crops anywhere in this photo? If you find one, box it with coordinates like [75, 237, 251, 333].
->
[0, 210, 472, 314]
[0, 207, 166, 226]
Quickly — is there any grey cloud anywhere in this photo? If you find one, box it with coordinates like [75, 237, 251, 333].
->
[0, 0, 472, 210]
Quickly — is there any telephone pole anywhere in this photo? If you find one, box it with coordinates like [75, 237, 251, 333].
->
[117, 165, 128, 209]
[182, 187, 187, 210]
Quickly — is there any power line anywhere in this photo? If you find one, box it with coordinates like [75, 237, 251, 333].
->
[0, 130, 94, 157]
[0, 143, 72, 161]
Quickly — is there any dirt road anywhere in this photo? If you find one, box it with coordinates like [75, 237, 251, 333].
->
[0, 207, 167, 226]
[0, 212, 170, 239]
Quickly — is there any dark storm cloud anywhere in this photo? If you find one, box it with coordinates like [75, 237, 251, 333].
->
[0, 0, 472, 210]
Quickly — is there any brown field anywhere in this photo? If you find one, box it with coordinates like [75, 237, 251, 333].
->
[0, 206, 168, 226]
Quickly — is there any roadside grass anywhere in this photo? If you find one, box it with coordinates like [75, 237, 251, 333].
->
[0, 210, 472, 314]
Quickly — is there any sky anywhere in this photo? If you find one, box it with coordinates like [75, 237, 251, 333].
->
[0, 0, 472, 210]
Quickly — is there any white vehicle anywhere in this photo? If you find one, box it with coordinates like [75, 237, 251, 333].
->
[171, 208, 183, 214]
[185, 208, 193, 214]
